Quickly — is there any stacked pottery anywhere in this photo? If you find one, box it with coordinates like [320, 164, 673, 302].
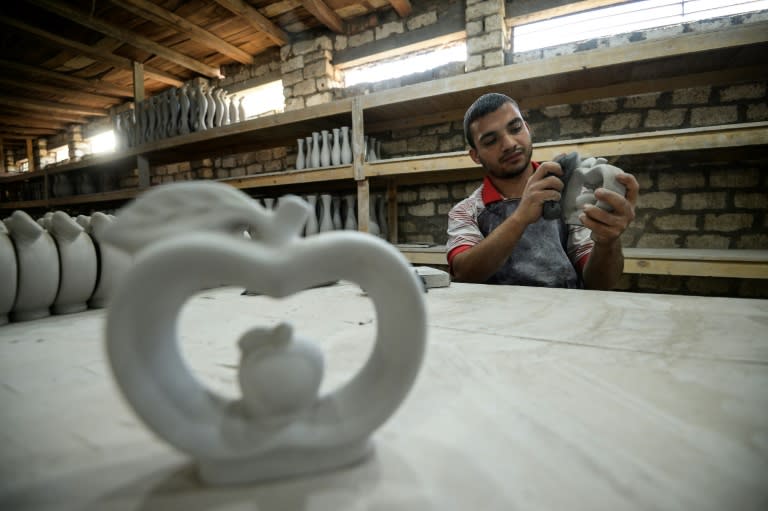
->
[4, 210, 60, 322]
[295, 126, 352, 169]
[0, 222, 17, 326]
[48, 211, 98, 315]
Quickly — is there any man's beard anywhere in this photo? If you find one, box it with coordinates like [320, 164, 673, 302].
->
[483, 146, 533, 180]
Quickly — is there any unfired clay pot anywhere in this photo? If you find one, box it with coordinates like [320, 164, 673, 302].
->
[0, 222, 18, 325]
[5, 210, 59, 322]
[88, 212, 130, 309]
[49, 211, 97, 315]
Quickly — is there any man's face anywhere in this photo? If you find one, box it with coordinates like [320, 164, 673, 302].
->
[468, 102, 533, 180]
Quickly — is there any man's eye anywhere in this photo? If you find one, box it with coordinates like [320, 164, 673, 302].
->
[482, 138, 496, 146]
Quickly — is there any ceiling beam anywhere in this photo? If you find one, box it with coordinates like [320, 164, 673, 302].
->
[387, 0, 413, 17]
[301, 0, 345, 34]
[0, 116, 69, 130]
[0, 77, 119, 105]
[27, 0, 222, 78]
[110, 0, 254, 65]
[214, 0, 289, 46]
[0, 16, 184, 88]
[0, 106, 87, 125]
[0, 96, 107, 117]
[0, 127, 59, 137]
[0, 59, 133, 98]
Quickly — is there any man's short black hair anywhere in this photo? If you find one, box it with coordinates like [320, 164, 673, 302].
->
[463, 93, 520, 149]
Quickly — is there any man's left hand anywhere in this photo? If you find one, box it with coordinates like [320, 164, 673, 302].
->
[579, 172, 639, 245]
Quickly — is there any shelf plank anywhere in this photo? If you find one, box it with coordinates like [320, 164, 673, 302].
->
[47, 188, 140, 206]
[396, 246, 768, 279]
[222, 165, 354, 189]
[364, 123, 768, 180]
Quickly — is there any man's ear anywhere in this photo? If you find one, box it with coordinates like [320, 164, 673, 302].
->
[469, 147, 480, 164]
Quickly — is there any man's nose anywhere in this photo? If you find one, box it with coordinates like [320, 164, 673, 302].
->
[500, 132, 516, 150]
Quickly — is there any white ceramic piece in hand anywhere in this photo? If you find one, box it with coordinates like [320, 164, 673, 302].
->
[5, 210, 60, 322]
[0, 222, 17, 325]
[49, 211, 98, 315]
[562, 156, 627, 225]
[102, 181, 427, 485]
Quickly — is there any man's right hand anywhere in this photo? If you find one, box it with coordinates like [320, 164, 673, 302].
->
[515, 161, 564, 225]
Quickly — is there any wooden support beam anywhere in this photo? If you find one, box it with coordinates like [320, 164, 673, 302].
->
[0, 106, 86, 125]
[214, 0, 289, 46]
[0, 127, 59, 137]
[387, 0, 412, 17]
[356, 179, 370, 233]
[0, 59, 133, 98]
[0, 16, 184, 87]
[27, 0, 222, 78]
[26, 138, 36, 173]
[0, 96, 107, 117]
[0, 116, 69, 130]
[0, 141, 5, 174]
[301, 0, 345, 34]
[0, 77, 118, 105]
[110, 0, 254, 65]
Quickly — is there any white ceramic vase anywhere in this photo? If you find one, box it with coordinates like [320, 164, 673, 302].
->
[343, 193, 357, 230]
[214, 89, 225, 127]
[310, 132, 320, 168]
[179, 85, 191, 135]
[0, 222, 17, 325]
[376, 193, 389, 240]
[229, 94, 239, 124]
[331, 196, 342, 230]
[340, 126, 352, 165]
[205, 88, 216, 129]
[320, 130, 330, 167]
[368, 197, 381, 236]
[238, 97, 246, 123]
[296, 139, 305, 170]
[4, 210, 59, 322]
[331, 128, 341, 166]
[318, 194, 333, 232]
[49, 211, 98, 315]
[304, 194, 319, 236]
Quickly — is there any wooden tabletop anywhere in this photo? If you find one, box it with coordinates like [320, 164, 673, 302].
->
[1, 282, 766, 510]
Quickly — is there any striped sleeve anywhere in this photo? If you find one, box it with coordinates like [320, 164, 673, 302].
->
[446, 188, 485, 266]
[567, 225, 594, 274]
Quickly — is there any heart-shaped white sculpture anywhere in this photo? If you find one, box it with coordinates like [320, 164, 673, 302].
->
[103, 182, 427, 485]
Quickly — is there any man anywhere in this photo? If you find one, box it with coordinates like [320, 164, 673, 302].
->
[446, 93, 638, 289]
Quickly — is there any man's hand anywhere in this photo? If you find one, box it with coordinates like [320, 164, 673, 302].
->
[579, 172, 639, 245]
[516, 161, 565, 226]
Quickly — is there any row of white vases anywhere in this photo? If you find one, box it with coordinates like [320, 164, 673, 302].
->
[256, 193, 389, 238]
[0, 210, 129, 325]
[114, 83, 246, 149]
[296, 129, 383, 170]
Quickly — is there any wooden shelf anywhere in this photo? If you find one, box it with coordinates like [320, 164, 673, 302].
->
[364, 123, 768, 183]
[397, 245, 768, 279]
[362, 21, 768, 131]
[222, 165, 354, 190]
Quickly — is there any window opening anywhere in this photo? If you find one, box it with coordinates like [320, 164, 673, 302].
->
[238, 80, 285, 119]
[343, 41, 467, 87]
[512, 0, 768, 53]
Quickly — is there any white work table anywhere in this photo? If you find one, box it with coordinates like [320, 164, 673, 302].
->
[1, 281, 767, 510]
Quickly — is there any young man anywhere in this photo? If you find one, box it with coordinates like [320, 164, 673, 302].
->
[446, 93, 638, 289]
